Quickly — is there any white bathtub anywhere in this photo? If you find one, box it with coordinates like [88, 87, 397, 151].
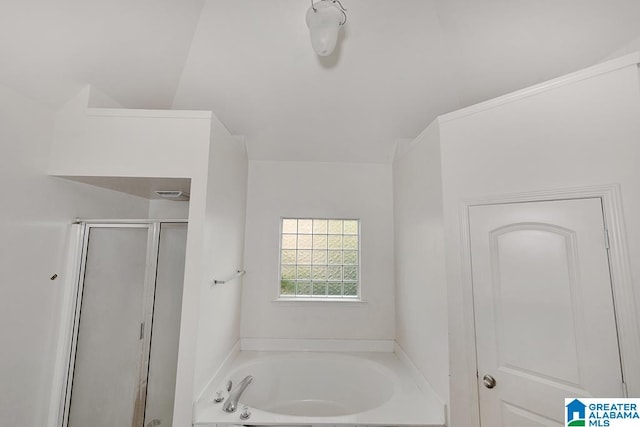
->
[194, 351, 445, 426]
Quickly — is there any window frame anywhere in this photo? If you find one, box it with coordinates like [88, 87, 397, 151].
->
[276, 217, 362, 302]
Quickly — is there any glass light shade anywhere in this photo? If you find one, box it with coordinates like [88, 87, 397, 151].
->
[306, 2, 344, 56]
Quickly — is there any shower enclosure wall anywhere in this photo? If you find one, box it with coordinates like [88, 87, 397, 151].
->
[61, 220, 187, 427]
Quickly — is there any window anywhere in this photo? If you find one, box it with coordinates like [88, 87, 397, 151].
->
[279, 218, 360, 299]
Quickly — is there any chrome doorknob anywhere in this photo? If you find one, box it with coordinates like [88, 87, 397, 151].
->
[483, 374, 496, 389]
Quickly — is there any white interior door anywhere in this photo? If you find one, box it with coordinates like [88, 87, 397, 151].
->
[469, 198, 624, 426]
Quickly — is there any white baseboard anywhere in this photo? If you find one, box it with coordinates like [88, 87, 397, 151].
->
[240, 338, 395, 352]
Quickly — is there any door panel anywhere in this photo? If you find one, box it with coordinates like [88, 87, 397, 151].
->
[470, 198, 623, 426]
[144, 223, 187, 426]
[68, 227, 149, 427]
[492, 224, 580, 384]
[502, 403, 560, 427]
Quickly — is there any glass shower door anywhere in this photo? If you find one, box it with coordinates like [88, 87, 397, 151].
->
[144, 223, 187, 427]
[67, 225, 152, 427]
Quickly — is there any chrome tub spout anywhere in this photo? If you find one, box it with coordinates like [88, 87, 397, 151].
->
[223, 375, 254, 413]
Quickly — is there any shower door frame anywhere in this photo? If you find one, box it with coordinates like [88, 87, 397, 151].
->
[56, 219, 187, 427]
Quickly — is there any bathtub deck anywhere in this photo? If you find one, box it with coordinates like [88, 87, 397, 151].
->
[202, 425, 440, 427]
[193, 351, 446, 427]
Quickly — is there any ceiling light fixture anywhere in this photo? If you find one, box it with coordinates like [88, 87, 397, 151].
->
[306, 0, 347, 56]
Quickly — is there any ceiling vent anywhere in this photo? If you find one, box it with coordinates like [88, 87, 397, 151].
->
[154, 190, 190, 201]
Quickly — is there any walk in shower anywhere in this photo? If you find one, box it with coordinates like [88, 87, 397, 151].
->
[61, 220, 187, 427]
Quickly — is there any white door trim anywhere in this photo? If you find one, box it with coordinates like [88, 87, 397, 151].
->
[47, 223, 85, 427]
[458, 184, 640, 427]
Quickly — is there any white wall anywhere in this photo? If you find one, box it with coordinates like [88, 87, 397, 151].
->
[148, 200, 189, 219]
[241, 161, 395, 342]
[439, 56, 640, 427]
[193, 128, 248, 396]
[392, 124, 449, 404]
[0, 84, 150, 426]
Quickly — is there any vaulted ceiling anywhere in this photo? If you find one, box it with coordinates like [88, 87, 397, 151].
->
[3, 0, 640, 162]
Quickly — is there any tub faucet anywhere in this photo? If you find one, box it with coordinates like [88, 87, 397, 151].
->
[223, 375, 254, 413]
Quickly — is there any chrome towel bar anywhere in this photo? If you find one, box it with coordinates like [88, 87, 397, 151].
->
[212, 269, 246, 285]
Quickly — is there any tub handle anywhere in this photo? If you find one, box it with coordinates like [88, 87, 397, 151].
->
[226, 380, 233, 392]
[240, 406, 251, 420]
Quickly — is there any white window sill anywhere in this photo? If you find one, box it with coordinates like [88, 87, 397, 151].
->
[273, 297, 366, 304]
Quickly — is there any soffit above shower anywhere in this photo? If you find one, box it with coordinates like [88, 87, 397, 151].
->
[60, 176, 191, 201]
